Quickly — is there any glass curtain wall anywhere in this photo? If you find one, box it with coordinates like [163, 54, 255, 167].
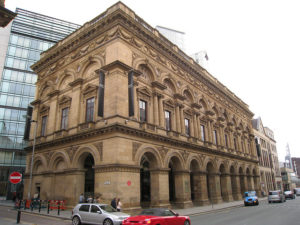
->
[0, 8, 80, 198]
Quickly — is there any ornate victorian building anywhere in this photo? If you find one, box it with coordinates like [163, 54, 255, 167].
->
[24, 2, 260, 209]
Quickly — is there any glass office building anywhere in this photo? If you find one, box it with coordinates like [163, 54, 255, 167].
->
[0, 8, 80, 199]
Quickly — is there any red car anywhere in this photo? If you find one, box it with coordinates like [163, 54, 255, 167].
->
[122, 208, 191, 225]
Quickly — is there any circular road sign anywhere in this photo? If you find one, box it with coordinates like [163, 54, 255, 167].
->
[9, 172, 22, 184]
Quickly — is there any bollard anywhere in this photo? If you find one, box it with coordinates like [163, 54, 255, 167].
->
[57, 201, 60, 216]
[39, 200, 41, 213]
[47, 200, 50, 214]
[31, 201, 33, 211]
[24, 200, 26, 210]
[16, 200, 21, 224]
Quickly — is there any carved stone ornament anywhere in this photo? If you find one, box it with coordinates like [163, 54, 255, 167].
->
[44, 151, 54, 164]
[93, 142, 103, 161]
[180, 150, 189, 162]
[132, 142, 142, 160]
[66, 145, 80, 162]
[158, 146, 169, 160]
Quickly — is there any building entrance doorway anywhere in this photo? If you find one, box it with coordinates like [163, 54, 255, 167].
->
[140, 156, 151, 207]
[84, 154, 94, 197]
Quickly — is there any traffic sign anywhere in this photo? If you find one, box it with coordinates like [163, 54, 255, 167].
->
[9, 172, 22, 184]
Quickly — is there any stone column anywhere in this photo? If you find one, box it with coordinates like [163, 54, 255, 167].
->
[193, 114, 198, 138]
[221, 173, 234, 202]
[175, 105, 180, 133]
[193, 171, 210, 205]
[195, 114, 200, 139]
[150, 169, 170, 208]
[173, 170, 193, 208]
[254, 175, 261, 197]
[207, 120, 213, 144]
[231, 174, 242, 200]
[208, 173, 223, 204]
[158, 96, 164, 128]
[153, 93, 159, 126]
[180, 107, 185, 135]
[240, 174, 247, 193]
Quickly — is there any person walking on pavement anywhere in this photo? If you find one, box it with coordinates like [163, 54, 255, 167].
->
[79, 193, 85, 203]
[117, 198, 122, 212]
[111, 197, 117, 209]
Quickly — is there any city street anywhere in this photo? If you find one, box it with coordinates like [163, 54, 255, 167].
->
[0, 205, 70, 225]
[190, 198, 300, 225]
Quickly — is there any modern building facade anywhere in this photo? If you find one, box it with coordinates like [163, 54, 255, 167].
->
[0, 8, 80, 198]
[25, 2, 260, 210]
[252, 117, 282, 195]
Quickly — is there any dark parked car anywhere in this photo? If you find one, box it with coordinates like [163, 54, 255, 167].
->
[123, 208, 191, 225]
[284, 191, 295, 199]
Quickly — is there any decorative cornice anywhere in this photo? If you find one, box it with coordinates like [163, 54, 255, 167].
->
[151, 81, 167, 90]
[69, 78, 84, 87]
[94, 164, 140, 173]
[24, 122, 259, 164]
[30, 3, 252, 118]
[173, 93, 185, 101]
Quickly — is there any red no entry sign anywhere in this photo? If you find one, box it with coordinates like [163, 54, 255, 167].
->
[9, 172, 22, 184]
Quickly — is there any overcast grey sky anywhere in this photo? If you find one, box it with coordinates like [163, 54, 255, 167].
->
[5, 0, 300, 161]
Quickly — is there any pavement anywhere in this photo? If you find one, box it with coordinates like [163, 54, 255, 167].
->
[0, 197, 268, 223]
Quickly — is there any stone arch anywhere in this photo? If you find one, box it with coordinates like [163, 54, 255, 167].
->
[137, 63, 155, 84]
[57, 74, 73, 90]
[199, 96, 208, 111]
[135, 145, 162, 169]
[39, 80, 55, 99]
[49, 151, 70, 171]
[202, 157, 217, 173]
[32, 155, 47, 173]
[79, 55, 103, 79]
[165, 151, 185, 170]
[163, 77, 177, 95]
[72, 145, 100, 168]
[182, 88, 194, 104]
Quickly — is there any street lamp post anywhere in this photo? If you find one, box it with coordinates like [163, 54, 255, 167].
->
[27, 120, 37, 200]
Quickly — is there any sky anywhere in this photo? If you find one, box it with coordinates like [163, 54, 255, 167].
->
[5, 0, 300, 161]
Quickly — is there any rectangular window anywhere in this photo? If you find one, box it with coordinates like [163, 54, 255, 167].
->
[139, 100, 147, 122]
[185, 118, 190, 136]
[41, 115, 47, 136]
[165, 110, 171, 131]
[225, 134, 228, 148]
[234, 137, 237, 151]
[61, 107, 69, 130]
[86, 97, 95, 122]
[200, 125, 205, 141]
[213, 130, 218, 145]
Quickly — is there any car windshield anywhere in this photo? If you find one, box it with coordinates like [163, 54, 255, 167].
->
[245, 192, 256, 197]
[269, 191, 279, 195]
[140, 209, 175, 216]
[99, 205, 117, 212]
[285, 191, 292, 194]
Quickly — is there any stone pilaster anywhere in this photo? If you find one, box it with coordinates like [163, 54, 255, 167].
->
[150, 169, 170, 208]
[220, 173, 234, 202]
[173, 170, 193, 208]
[158, 96, 164, 128]
[208, 172, 223, 204]
[153, 93, 159, 126]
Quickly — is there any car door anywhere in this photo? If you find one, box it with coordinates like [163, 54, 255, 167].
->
[90, 205, 104, 224]
[162, 209, 182, 225]
[78, 205, 90, 223]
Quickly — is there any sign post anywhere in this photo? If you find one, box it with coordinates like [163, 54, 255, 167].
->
[9, 172, 22, 184]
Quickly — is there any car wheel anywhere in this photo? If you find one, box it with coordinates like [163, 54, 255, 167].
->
[184, 220, 190, 225]
[244, 203, 247, 206]
[72, 216, 81, 225]
[268, 201, 271, 204]
[103, 219, 113, 225]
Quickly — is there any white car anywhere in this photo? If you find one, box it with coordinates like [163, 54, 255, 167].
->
[268, 190, 286, 203]
[71, 203, 130, 225]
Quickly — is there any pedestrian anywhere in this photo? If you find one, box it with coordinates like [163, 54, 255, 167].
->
[79, 193, 85, 203]
[87, 195, 93, 203]
[111, 197, 117, 209]
[117, 198, 122, 212]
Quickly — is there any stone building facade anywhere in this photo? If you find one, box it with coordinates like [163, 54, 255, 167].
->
[252, 117, 282, 194]
[24, 2, 260, 209]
